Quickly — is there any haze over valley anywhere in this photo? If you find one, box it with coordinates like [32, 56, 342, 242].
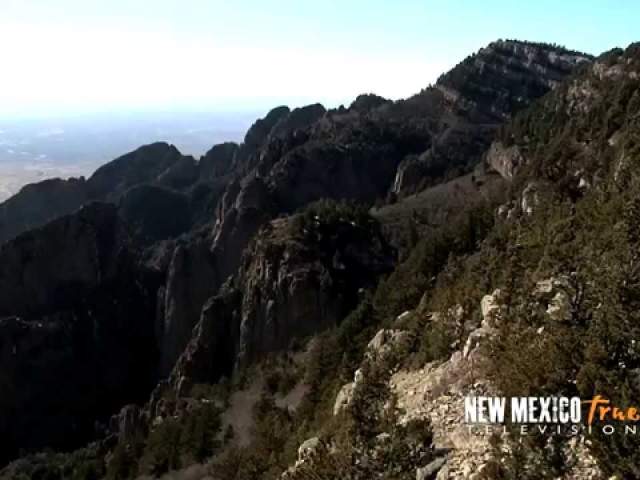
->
[0, 111, 254, 200]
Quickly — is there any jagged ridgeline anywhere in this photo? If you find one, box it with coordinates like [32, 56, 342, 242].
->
[4, 40, 639, 479]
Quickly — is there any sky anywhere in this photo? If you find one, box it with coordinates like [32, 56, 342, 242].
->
[0, 0, 638, 117]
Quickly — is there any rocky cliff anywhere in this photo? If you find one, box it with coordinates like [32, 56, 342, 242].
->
[171, 205, 395, 390]
[151, 40, 590, 376]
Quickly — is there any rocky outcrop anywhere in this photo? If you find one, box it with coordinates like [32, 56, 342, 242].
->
[333, 328, 412, 417]
[199, 142, 239, 179]
[391, 40, 592, 197]
[212, 176, 277, 281]
[159, 231, 219, 376]
[155, 100, 414, 376]
[234, 215, 394, 366]
[270, 103, 326, 139]
[169, 286, 241, 387]
[243, 106, 291, 151]
[88, 143, 185, 200]
[171, 212, 394, 386]
[485, 141, 524, 179]
[489, 44, 640, 191]
[437, 40, 591, 123]
[349, 93, 390, 113]
[333, 382, 355, 416]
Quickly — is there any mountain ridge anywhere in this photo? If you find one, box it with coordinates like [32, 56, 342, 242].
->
[3, 39, 631, 479]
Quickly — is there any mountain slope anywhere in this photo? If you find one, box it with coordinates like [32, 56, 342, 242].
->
[154, 40, 590, 374]
[0, 203, 159, 465]
[0, 39, 598, 476]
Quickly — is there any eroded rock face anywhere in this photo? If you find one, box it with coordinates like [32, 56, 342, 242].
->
[170, 287, 241, 386]
[172, 214, 394, 386]
[160, 232, 219, 376]
[0, 203, 159, 464]
[235, 217, 394, 366]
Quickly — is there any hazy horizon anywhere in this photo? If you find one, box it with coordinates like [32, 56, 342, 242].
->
[2, 0, 638, 118]
[0, 110, 255, 200]
[1, 0, 638, 200]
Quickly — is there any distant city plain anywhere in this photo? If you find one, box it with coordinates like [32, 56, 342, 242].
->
[0, 110, 255, 201]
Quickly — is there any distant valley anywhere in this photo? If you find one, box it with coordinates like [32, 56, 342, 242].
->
[0, 110, 254, 200]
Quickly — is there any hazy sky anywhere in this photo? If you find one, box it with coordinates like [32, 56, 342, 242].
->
[1, 0, 637, 117]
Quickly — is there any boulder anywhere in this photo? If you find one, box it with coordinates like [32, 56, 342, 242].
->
[485, 141, 524, 179]
[367, 329, 412, 358]
[298, 437, 323, 462]
[333, 383, 355, 416]
[480, 289, 502, 328]
[521, 182, 539, 215]
[417, 456, 447, 480]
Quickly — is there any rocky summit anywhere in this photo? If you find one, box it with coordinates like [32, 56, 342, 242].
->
[2, 39, 640, 480]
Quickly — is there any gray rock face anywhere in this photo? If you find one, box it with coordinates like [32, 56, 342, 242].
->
[212, 176, 277, 282]
[437, 40, 591, 122]
[391, 155, 425, 197]
[234, 216, 394, 366]
[485, 141, 524, 179]
[171, 213, 394, 385]
[156, 155, 200, 190]
[160, 233, 218, 377]
[170, 288, 241, 386]
[297, 437, 324, 462]
[154, 105, 301, 377]
[244, 106, 291, 150]
[333, 382, 355, 416]
[268, 141, 401, 212]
